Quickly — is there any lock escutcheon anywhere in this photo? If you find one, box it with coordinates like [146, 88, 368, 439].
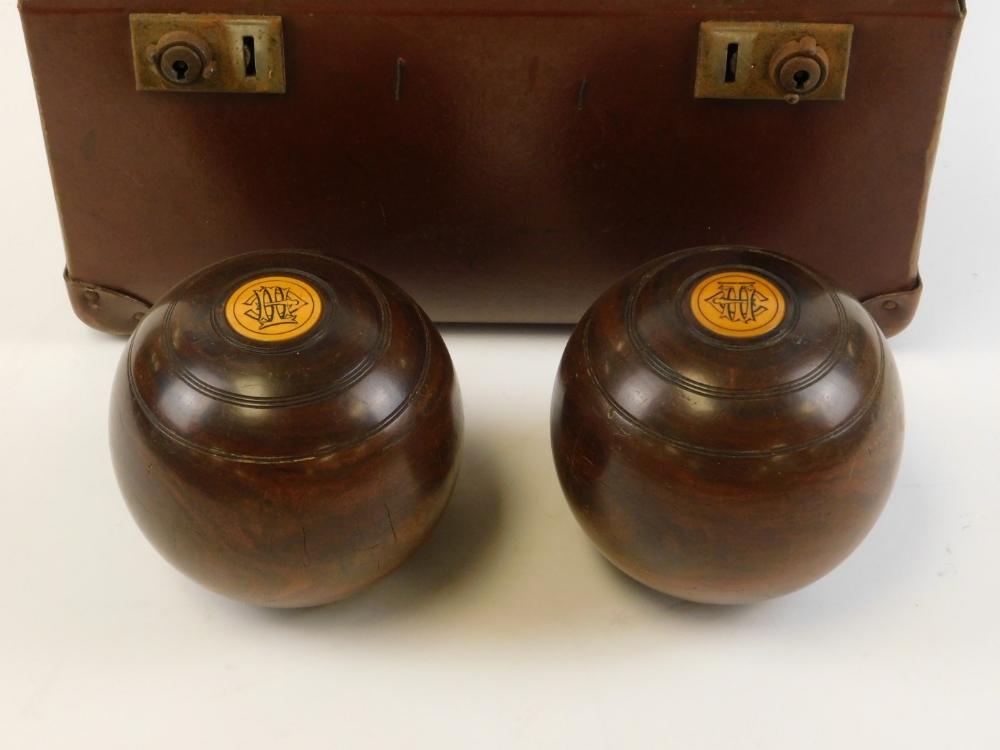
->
[769, 37, 830, 101]
[146, 31, 216, 85]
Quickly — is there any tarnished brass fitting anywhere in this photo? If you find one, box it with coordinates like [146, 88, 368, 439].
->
[146, 31, 217, 85]
[769, 37, 830, 103]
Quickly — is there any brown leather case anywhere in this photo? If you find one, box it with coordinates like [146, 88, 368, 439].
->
[20, 0, 965, 334]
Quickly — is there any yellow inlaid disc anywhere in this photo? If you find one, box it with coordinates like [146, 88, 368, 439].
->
[690, 270, 786, 338]
[224, 275, 322, 342]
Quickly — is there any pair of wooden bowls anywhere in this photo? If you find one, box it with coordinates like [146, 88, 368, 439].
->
[110, 247, 903, 607]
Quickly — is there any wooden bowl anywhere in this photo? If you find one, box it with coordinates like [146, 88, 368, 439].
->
[110, 251, 463, 607]
[551, 247, 904, 604]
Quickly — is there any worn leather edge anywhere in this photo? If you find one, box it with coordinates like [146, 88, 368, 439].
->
[66, 264, 921, 338]
[65, 268, 152, 335]
[861, 275, 922, 338]
[17, 0, 968, 16]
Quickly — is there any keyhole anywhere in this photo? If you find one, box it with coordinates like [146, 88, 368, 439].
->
[172, 59, 189, 80]
[243, 36, 257, 77]
[724, 43, 739, 84]
[793, 69, 811, 90]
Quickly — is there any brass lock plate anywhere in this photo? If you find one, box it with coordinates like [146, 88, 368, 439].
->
[130, 14, 285, 94]
[694, 22, 853, 102]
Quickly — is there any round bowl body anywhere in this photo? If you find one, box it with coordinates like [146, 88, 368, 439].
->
[110, 251, 463, 607]
[551, 247, 904, 604]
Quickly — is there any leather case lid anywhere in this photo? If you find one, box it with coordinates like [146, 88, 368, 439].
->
[21, 0, 964, 328]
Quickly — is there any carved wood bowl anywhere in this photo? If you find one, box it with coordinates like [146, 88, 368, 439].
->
[551, 246, 904, 604]
[110, 251, 463, 607]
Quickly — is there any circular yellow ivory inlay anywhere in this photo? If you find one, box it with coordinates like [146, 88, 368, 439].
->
[690, 270, 786, 338]
[224, 275, 322, 342]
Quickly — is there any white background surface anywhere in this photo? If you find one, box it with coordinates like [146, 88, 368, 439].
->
[1, 2, 997, 747]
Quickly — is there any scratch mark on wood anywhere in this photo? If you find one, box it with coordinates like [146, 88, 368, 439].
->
[395, 58, 406, 102]
[384, 502, 397, 542]
[301, 522, 311, 565]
